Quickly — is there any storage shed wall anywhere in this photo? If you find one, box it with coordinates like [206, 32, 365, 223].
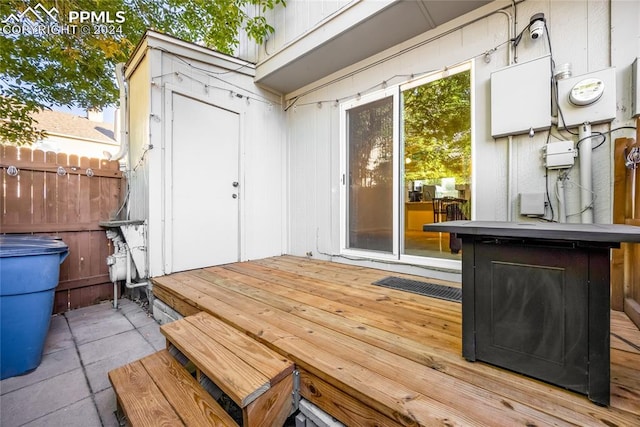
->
[126, 34, 286, 277]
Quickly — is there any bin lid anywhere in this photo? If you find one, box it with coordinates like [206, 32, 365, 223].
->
[0, 235, 69, 257]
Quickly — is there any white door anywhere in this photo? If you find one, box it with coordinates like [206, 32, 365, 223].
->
[170, 93, 240, 271]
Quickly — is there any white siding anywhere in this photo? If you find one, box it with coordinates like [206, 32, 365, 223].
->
[281, 0, 640, 275]
[125, 1, 640, 278]
[261, 0, 352, 58]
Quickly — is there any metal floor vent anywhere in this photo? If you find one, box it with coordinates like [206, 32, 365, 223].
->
[372, 277, 462, 303]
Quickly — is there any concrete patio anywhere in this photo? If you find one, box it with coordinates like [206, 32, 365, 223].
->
[0, 298, 165, 427]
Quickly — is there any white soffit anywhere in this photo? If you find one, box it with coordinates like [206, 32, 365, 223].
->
[255, 0, 492, 95]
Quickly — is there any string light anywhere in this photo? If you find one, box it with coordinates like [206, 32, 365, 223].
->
[149, 49, 281, 108]
[287, 38, 511, 111]
[151, 32, 510, 114]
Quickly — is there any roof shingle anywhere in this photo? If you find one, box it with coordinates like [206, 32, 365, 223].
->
[32, 109, 115, 143]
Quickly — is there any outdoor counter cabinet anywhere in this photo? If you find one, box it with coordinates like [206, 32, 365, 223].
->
[422, 220, 640, 406]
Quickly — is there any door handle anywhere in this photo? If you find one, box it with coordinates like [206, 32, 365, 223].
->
[232, 194, 238, 199]
[232, 182, 239, 187]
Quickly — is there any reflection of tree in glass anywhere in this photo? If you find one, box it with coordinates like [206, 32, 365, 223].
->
[403, 71, 471, 183]
[348, 96, 393, 187]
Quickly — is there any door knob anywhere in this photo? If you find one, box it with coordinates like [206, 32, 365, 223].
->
[232, 182, 239, 187]
[232, 194, 238, 199]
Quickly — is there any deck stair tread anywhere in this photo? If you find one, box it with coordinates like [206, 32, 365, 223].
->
[161, 311, 295, 408]
[108, 349, 239, 426]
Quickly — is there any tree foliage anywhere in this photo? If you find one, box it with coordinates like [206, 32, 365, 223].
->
[403, 71, 471, 183]
[0, 0, 284, 145]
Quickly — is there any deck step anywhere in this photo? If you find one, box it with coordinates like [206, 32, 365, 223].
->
[161, 311, 295, 427]
[108, 349, 239, 426]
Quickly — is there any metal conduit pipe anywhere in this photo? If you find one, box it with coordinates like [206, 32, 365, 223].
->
[578, 122, 594, 223]
[125, 246, 149, 290]
[557, 175, 567, 223]
[496, 5, 515, 221]
[113, 281, 118, 309]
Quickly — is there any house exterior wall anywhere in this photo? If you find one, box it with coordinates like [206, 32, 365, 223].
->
[273, 0, 640, 274]
[126, 32, 286, 278]
[263, 0, 351, 53]
[124, 2, 640, 279]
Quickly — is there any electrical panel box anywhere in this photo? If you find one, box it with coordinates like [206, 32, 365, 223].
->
[491, 55, 551, 138]
[519, 193, 545, 217]
[557, 68, 616, 128]
[633, 58, 640, 118]
[544, 140, 576, 169]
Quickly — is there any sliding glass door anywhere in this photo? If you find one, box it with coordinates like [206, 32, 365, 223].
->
[346, 96, 395, 253]
[402, 68, 471, 260]
[341, 63, 471, 265]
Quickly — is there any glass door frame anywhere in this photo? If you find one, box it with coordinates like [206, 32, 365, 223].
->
[339, 88, 401, 262]
[339, 62, 473, 271]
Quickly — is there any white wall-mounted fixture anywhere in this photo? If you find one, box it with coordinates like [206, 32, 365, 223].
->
[557, 68, 616, 128]
[491, 55, 551, 138]
[529, 13, 545, 40]
[519, 193, 545, 216]
[543, 140, 576, 169]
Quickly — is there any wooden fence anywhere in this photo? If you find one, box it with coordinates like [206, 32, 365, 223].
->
[1, 144, 123, 313]
[612, 117, 640, 328]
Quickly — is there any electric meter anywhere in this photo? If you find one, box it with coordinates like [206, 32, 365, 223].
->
[569, 77, 605, 106]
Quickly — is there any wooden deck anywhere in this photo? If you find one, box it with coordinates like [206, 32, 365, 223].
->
[151, 256, 640, 426]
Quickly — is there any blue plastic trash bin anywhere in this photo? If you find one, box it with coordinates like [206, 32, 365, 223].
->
[0, 235, 68, 380]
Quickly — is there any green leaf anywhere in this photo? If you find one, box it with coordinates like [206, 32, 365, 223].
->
[1, 0, 285, 145]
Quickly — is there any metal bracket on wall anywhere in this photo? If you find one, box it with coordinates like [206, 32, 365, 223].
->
[291, 369, 300, 414]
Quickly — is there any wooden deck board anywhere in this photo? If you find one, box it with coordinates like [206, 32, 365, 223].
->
[219, 263, 461, 335]
[200, 266, 461, 353]
[152, 255, 640, 427]
[251, 257, 462, 320]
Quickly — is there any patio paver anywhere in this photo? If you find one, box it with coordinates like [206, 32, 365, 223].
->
[0, 299, 163, 427]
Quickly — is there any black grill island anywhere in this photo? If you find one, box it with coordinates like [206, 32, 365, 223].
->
[422, 220, 640, 406]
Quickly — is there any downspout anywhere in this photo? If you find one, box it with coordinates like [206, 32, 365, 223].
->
[111, 63, 128, 161]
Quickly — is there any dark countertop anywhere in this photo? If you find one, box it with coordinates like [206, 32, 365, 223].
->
[422, 220, 640, 243]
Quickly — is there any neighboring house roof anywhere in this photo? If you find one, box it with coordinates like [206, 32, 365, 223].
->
[32, 109, 115, 144]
